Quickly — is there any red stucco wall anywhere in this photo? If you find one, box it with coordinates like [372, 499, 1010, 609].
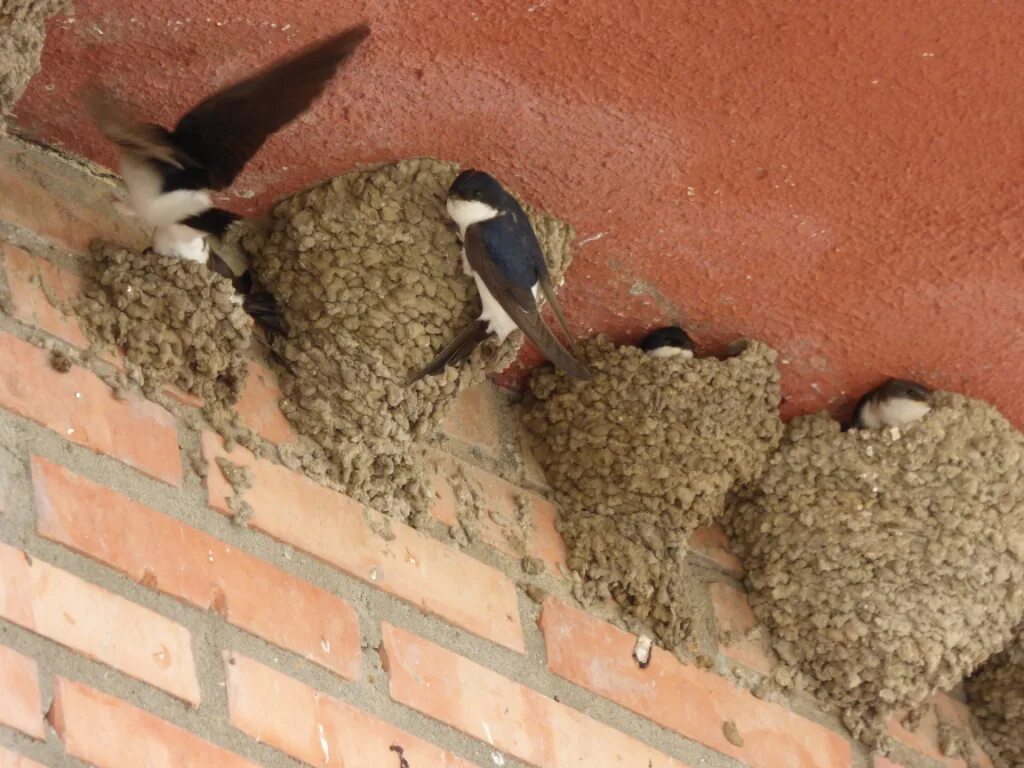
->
[13, 1, 1024, 425]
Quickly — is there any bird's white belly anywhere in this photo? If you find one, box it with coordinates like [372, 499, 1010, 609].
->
[463, 249, 537, 343]
[120, 156, 211, 228]
[152, 225, 209, 262]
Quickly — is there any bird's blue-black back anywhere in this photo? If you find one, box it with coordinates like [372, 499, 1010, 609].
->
[451, 171, 550, 291]
[478, 206, 547, 292]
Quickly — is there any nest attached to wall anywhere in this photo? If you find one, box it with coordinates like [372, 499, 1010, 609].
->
[966, 626, 1024, 768]
[524, 336, 782, 651]
[237, 159, 573, 522]
[727, 393, 1024, 747]
[76, 242, 251, 407]
[0, 0, 71, 131]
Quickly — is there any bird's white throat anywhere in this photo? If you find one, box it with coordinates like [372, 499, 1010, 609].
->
[645, 346, 694, 359]
[860, 396, 931, 429]
[446, 197, 500, 235]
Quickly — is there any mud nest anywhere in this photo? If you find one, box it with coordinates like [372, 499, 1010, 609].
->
[238, 158, 572, 522]
[0, 0, 71, 131]
[966, 626, 1024, 768]
[76, 242, 251, 406]
[523, 336, 782, 651]
[726, 392, 1024, 747]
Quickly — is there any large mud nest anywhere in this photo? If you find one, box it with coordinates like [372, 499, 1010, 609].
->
[76, 243, 251, 406]
[727, 393, 1024, 746]
[0, 0, 71, 131]
[966, 626, 1024, 768]
[524, 336, 782, 651]
[238, 159, 572, 522]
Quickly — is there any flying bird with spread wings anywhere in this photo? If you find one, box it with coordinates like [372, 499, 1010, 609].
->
[86, 23, 371, 335]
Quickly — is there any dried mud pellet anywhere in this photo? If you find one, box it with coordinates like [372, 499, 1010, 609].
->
[727, 394, 1024, 749]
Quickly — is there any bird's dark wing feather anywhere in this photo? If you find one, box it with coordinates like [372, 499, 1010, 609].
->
[538, 274, 578, 351]
[85, 86, 193, 168]
[407, 320, 490, 383]
[491, 205, 578, 350]
[171, 24, 370, 189]
[465, 224, 591, 380]
[182, 207, 241, 236]
[243, 291, 288, 337]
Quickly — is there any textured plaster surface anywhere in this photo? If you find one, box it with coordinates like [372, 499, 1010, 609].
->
[12, 1, 1024, 424]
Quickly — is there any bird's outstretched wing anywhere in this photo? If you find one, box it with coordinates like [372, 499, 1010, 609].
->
[171, 24, 370, 189]
[85, 87, 191, 168]
[464, 224, 591, 380]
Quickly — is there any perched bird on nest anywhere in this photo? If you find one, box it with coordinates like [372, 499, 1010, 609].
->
[639, 326, 696, 359]
[849, 378, 933, 429]
[410, 169, 591, 383]
[86, 23, 371, 337]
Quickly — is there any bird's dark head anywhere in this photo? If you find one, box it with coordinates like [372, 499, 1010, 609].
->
[877, 378, 933, 404]
[639, 326, 695, 359]
[446, 170, 508, 230]
[449, 169, 506, 204]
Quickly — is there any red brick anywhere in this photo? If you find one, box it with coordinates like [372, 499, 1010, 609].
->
[380, 623, 686, 767]
[224, 651, 476, 768]
[0, 643, 44, 739]
[235, 361, 296, 444]
[2, 243, 89, 347]
[428, 451, 566, 574]
[0, 332, 181, 485]
[0, 139, 146, 254]
[203, 433, 525, 652]
[33, 456, 360, 680]
[933, 695, 994, 768]
[710, 581, 775, 674]
[1, 243, 203, 407]
[49, 677, 259, 768]
[887, 694, 993, 768]
[0, 245, 131, 377]
[440, 382, 503, 457]
[540, 598, 852, 768]
[0, 747, 49, 768]
[162, 385, 203, 408]
[689, 524, 744, 578]
[0, 540, 200, 705]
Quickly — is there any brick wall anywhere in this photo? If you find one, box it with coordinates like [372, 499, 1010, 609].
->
[0, 136, 994, 768]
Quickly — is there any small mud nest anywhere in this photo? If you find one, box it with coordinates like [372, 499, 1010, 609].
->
[238, 159, 572, 522]
[523, 336, 782, 651]
[726, 393, 1024, 747]
[76, 242, 251, 405]
[966, 626, 1024, 768]
[0, 0, 71, 131]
